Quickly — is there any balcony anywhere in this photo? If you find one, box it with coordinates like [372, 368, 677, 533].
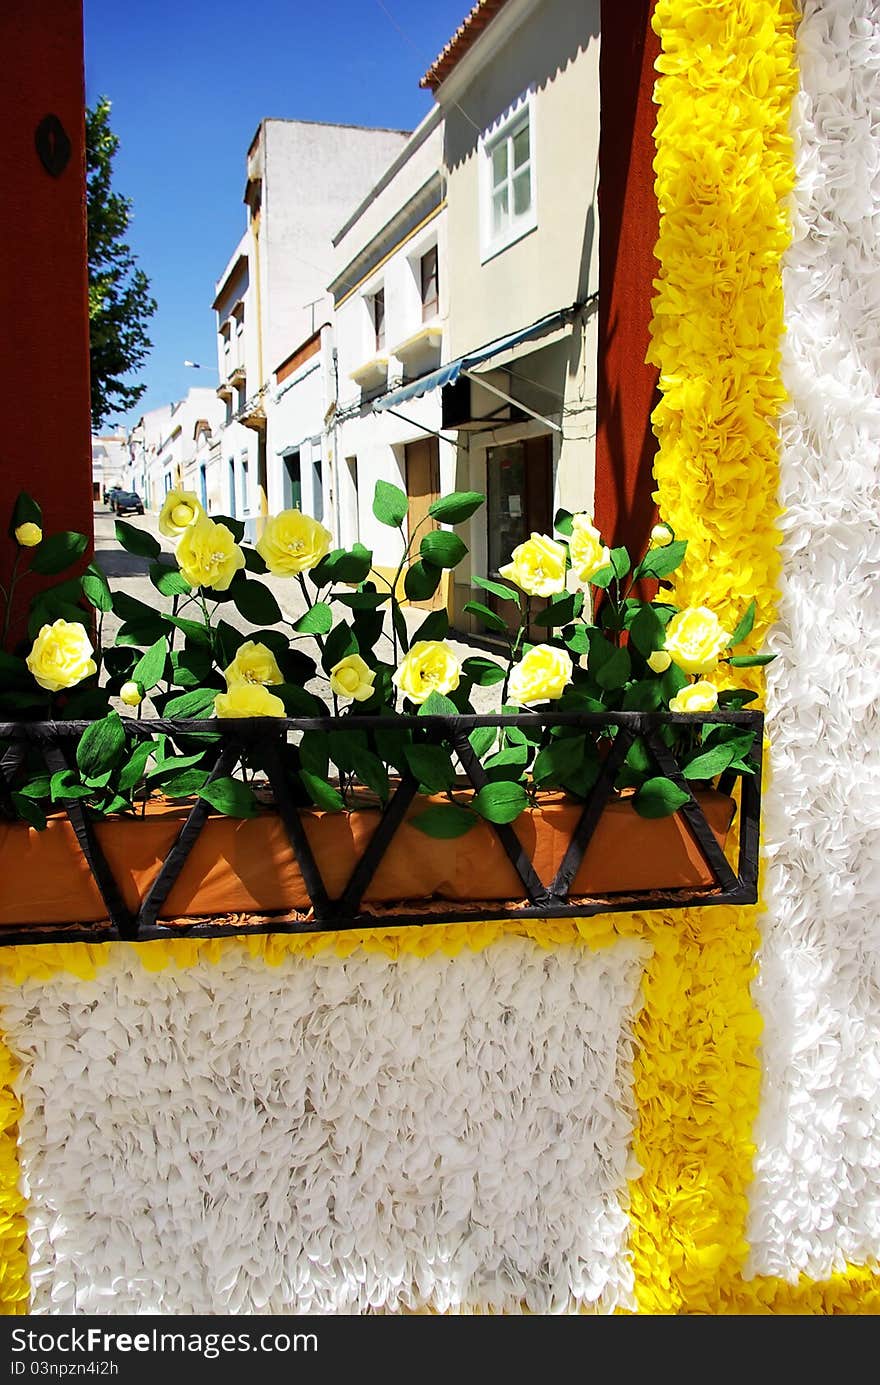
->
[349, 355, 389, 391]
[391, 323, 443, 374]
[233, 387, 267, 432]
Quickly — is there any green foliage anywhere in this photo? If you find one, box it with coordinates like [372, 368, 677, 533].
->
[428, 491, 485, 524]
[373, 480, 408, 528]
[231, 578, 282, 626]
[473, 781, 528, 824]
[419, 530, 468, 569]
[86, 98, 156, 428]
[410, 803, 475, 839]
[404, 560, 442, 602]
[29, 532, 88, 576]
[633, 776, 690, 819]
[294, 602, 333, 635]
[115, 520, 160, 559]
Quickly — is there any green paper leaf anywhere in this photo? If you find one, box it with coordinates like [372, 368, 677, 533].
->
[553, 508, 574, 537]
[12, 492, 41, 530]
[76, 711, 126, 780]
[427, 491, 485, 524]
[621, 679, 662, 712]
[634, 539, 688, 581]
[162, 614, 213, 649]
[414, 609, 449, 643]
[534, 592, 583, 627]
[131, 636, 168, 692]
[404, 560, 442, 602]
[716, 688, 759, 707]
[473, 574, 521, 604]
[294, 601, 333, 635]
[633, 776, 690, 819]
[610, 547, 631, 580]
[729, 599, 756, 648]
[275, 683, 326, 716]
[11, 793, 47, 831]
[727, 653, 776, 667]
[373, 480, 408, 528]
[473, 780, 528, 824]
[299, 731, 329, 779]
[350, 747, 390, 802]
[82, 566, 113, 612]
[161, 768, 212, 797]
[461, 656, 505, 687]
[300, 770, 345, 812]
[117, 740, 156, 794]
[199, 776, 260, 818]
[163, 687, 218, 718]
[322, 621, 357, 674]
[28, 531, 88, 575]
[410, 803, 475, 839]
[587, 563, 615, 589]
[312, 544, 373, 587]
[463, 600, 507, 634]
[404, 743, 456, 793]
[49, 771, 92, 802]
[419, 530, 468, 569]
[418, 690, 458, 717]
[243, 546, 267, 574]
[149, 561, 191, 598]
[231, 578, 283, 627]
[468, 726, 497, 759]
[114, 520, 160, 560]
[629, 604, 666, 658]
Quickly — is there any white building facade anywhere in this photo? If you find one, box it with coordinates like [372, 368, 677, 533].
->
[327, 109, 450, 599]
[212, 119, 410, 540]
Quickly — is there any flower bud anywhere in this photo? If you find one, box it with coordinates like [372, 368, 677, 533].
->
[120, 681, 143, 707]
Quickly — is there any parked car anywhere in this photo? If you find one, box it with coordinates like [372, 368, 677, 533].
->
[112, 491, 145, 516]
[104, 486, 123, 509]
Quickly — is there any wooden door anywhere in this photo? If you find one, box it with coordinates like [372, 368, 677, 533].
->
[405, 437, 444, 610]
[485, 434, 553, 636]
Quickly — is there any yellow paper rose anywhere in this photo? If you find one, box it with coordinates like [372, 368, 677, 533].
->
[392, 640, 460, 705]
[330, 653, 376, 702]
[26, 619, 96, 692]
[663, 606, 732, 675]
[669, 680, 719, 714]
[651, 523, 674, 548]
[223, 641, 283, 688]
[177, 516, 245, 592]
[14, 522, 42, 547]
[119, 681, 143, 707]
[500, 533, 567, 598]
[647, 650, 672, 673]
[507, 644, 573, 707]
[568, 514, 611, 584]
[256, 509, 332, 576]
[214, 683, 286, 718]
[158, 489, 202, 538]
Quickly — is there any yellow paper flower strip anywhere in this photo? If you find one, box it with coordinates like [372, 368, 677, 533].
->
[632, 0, 796, 1313]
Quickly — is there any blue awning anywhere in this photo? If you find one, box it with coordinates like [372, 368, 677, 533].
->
[374, 307, 573, 413]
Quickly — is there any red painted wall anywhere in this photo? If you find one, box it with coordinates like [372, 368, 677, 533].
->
[594, 0, 661, 556]
[1, 1, 93, 645]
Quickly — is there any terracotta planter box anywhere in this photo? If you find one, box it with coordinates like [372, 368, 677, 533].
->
[0, 789, 736, 929]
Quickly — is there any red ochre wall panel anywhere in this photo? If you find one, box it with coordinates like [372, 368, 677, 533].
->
[594, 0, 661, 554]
[1, 1, 93, 644]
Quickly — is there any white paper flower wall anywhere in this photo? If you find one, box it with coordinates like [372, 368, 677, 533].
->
[0, 940, 647, 1315]
[746, 0, 880, 1282]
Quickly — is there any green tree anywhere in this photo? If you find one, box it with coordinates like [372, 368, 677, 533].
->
[86, 97, 157, 429]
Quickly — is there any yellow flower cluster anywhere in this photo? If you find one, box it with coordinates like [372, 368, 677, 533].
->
[214, 640, 285, 718]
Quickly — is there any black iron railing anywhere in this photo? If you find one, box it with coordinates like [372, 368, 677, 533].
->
[0, 709, 763, 946]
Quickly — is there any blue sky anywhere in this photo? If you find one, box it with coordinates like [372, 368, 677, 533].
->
[83, 0, 469, 430]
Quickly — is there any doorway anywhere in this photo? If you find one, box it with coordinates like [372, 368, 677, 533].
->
[485, 434, 553, 634]
[282, 450, 302, 510]
[405, 437, 443, 610]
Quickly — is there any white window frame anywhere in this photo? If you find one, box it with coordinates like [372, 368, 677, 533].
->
[479, 91, 537, 264]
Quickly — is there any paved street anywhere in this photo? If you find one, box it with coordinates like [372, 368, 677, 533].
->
[92, 505, 502, 709]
